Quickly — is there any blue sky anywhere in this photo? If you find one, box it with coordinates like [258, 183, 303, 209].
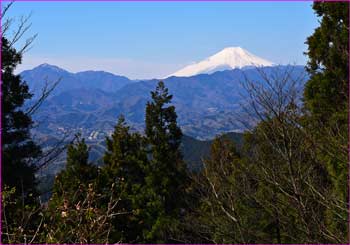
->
[4, 1, 318, 79]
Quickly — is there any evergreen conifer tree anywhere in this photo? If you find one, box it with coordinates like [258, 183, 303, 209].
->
[304, 2, 348, 237]
[143, 81, 187, 242]
[51, 136, 98, 197]
[1, 36, 42, 243]
[304, 2, 349, 122]
[102, 116, 148, 242]
[2, 36, 41, 201]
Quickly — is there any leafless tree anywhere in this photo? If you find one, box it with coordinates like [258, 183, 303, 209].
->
[238, 65, 347, 243]
[1, 1, 37, 55]
[2, 181, 127, 243]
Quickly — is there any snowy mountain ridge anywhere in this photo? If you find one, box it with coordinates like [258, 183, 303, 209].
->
[169, 47, 274, 77]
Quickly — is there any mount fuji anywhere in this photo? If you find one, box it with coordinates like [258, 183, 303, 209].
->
[168, 47, 274, 77]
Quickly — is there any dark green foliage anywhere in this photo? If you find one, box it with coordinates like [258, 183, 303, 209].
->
[1, 36, 42, 243]
[103, 116, 146, 189]
[99, 82, 188, 243]
[1, 36, 41, 200]
[145, 81, 183, 152]
[304, 2, 349, 122]
[181, 132, 244, 171]
[180, 135, 213, 171]
[48, 136, 98, 210]
[102, 115, 148, 242]
[51, 136, 98, 197]
[142, 81, 187, 242]
[303, 2, 349, 238]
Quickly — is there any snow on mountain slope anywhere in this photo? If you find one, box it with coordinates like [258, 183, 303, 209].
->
[169, 47, 274, 77]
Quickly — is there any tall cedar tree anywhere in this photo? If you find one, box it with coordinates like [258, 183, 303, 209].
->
[143, 81, 187, 242]
[304, 2, 349, 122]
[102, 116, 148, 242]
[304, 2, 349, 236]
[1, 37, 42, 243]
[1, 36, 41, 200]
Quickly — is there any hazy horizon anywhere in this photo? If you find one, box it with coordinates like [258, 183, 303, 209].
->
[5, 1, 318, 79]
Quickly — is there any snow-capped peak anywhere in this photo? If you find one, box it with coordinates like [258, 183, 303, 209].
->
[168, 46, 274, 77]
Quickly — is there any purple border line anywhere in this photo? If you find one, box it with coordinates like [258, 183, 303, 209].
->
[348, 0, 350, 243]
[0, 0, 328, 2]
[0, 0, 349, 245]
[0, 3, 2, 245]
[1, 0, 347, 2]
[0, 0, 319, 1]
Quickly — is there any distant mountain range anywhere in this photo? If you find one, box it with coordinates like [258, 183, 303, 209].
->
[22, 62, 306, 141]
[21, 63, 133, 97]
